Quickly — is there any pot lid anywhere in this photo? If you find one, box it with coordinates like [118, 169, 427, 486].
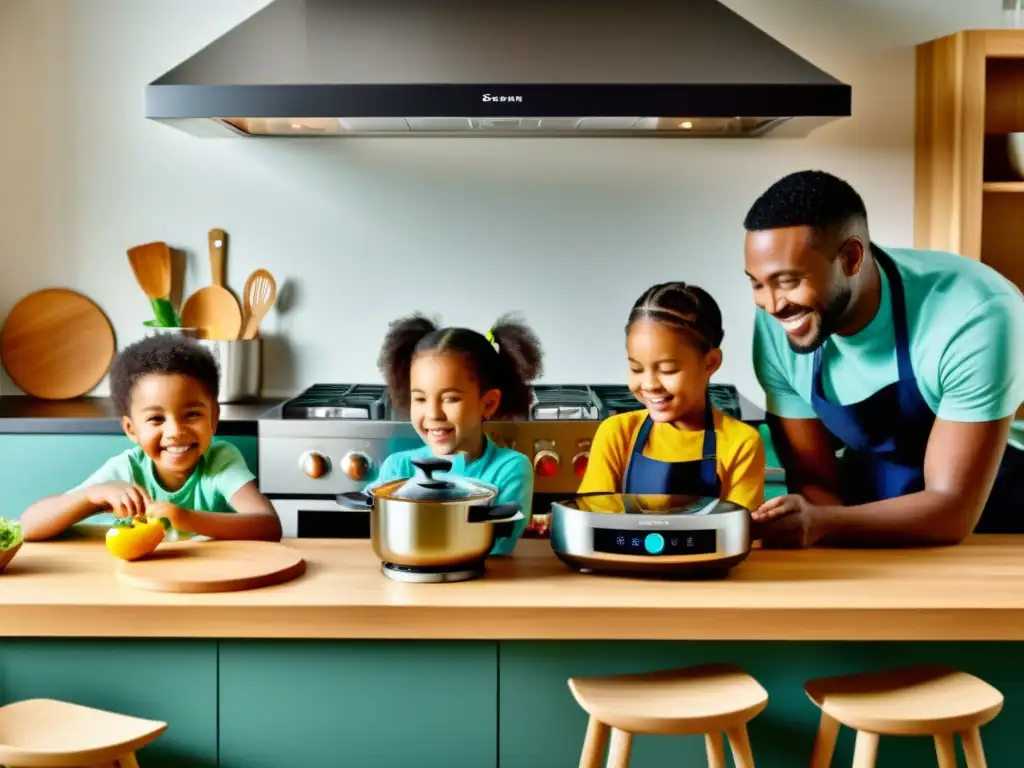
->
[560, 493, 747, 516]
[374, 457, 495, 502]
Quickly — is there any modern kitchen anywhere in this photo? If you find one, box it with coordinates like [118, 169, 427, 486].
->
[2, 1, 1024, 767]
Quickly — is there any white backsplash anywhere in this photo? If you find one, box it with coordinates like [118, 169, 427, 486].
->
[0, 0, 1004, 402]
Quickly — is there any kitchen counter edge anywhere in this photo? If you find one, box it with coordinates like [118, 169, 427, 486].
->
[2, 536, 1024, 641]
[0, 396, 286, 436]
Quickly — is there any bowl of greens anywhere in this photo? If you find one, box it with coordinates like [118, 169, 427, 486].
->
[0, 517, 23, 573]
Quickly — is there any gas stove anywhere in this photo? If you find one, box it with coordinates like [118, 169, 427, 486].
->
[258, 382, 764, 538]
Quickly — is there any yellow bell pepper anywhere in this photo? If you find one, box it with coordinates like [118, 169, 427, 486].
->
[105, 516, 166, 561]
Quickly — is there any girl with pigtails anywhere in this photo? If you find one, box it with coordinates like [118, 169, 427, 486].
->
[371, 312, 544, 555]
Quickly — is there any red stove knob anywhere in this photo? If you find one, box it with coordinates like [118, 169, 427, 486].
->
[534, 450, 561, 478]
[300, 452, 330, 479]
[572, 452, 589, 478]
[341, 451, 372, 481]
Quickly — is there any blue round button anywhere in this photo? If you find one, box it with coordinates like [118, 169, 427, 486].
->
[644, 532, 665, 555]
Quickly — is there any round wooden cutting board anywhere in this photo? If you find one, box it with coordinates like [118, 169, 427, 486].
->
[116, 540, 306, 593]
[0, 288, 116, 400]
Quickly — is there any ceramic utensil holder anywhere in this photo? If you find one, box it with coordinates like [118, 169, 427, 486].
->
[142, 323, 262, 402]
[199, 338, 263, 403]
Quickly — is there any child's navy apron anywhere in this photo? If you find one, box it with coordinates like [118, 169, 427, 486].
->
[622, 396, 722, 497]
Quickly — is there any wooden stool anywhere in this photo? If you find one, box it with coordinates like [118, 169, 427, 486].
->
[568, 663, 768, 767]
[0, 698, 167, 767]
[804, 665, 1003, 768]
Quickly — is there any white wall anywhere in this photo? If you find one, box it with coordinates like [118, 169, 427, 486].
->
[0, 0, 1006, 402]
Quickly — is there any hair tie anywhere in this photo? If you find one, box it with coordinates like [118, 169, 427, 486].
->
[485, 329, 499, 353]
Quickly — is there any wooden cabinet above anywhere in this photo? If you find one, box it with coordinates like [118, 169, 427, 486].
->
[915, 30, 1024, 297]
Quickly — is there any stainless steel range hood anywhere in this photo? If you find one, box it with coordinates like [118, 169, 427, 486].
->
[146, 0, 851, 139]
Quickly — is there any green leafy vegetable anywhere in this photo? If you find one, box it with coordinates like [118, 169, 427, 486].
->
[0, 517, 22, 552]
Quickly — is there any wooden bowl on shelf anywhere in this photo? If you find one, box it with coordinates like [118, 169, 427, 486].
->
[1008, 132, 1024, 179]
[0, 542, 22, 573]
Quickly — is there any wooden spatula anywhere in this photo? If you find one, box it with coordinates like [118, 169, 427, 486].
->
[239, 269, 277, 339]
[126, 241, 179, 327]
[180, 229, 243, 340]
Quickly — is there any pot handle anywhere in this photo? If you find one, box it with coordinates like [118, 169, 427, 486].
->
[337, 492, 373, 510]
[467, 503, 523, 524]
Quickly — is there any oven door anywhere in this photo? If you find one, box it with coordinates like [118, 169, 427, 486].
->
[271, 497, 371, 539]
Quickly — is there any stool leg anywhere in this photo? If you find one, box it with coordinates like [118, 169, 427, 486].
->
[934, 733, 957, 768]
[851, 731, 878, 768]
[810, 711, 840, 768]
[725, 724, 755, 768]
[705, 731, 727, 768]
[959, 726, 988, 768]
[579, 716, 610, 768]
[606, 728, 632, 768]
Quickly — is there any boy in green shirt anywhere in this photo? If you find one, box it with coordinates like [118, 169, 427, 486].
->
[20, 335, 281, 542]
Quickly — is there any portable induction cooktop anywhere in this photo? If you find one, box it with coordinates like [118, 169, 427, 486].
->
[549, 494, 751, 578]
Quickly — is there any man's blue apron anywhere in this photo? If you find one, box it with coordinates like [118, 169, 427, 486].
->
[809, 247, 1023, 532]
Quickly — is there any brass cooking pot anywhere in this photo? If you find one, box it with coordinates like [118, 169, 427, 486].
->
[338, 457, 523, 570]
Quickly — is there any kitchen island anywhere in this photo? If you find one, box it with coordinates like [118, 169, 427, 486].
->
[2, 535, 1022, 767]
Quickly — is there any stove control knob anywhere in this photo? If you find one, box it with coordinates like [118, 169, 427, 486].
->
[534, 450, 561, 478]
[300, 451, 330, 479]
[341, 451, 372, 481]
[572, 451, 589, 478]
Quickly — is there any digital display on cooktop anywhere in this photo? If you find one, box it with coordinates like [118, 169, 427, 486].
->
[592, 528, 717, 556]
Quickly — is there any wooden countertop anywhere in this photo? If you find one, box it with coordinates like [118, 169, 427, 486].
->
[2, 535, 1023, 641]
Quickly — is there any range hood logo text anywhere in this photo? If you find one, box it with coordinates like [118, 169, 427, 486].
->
[482, 94, 523, 103]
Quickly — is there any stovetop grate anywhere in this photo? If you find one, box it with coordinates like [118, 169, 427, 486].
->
[589, 383, 742, 420]
[708, 384, 741, 420]
[590, 385, 643, 417]
[530, 385, 600, 421]
[281, 384, 388, 420]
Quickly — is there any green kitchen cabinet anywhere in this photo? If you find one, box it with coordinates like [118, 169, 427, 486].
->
[0, 435, 257, 520]
[498, 641, 1023, 768]
[0, 639, 218, 767]
[218, 640, 498, 768]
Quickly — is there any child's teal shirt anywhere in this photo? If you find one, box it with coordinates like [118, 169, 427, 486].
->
[370, 438, 534, 555]
[69, 440, 256, 539]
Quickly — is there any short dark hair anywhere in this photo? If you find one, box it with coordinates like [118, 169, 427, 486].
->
[378, 312, 544, 419]
[743, 170, 868, 237]
[109, 335, 220, 416]
[627, 282, 724, 352]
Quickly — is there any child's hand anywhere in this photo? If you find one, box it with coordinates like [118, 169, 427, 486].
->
[85, 482, 151, 519]
[146, 502, 190, 531]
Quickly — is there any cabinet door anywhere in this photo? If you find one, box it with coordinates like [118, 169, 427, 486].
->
[0, 639, 218, 768]
[0, 435, 257, 520]
[219, 640, 498, 768]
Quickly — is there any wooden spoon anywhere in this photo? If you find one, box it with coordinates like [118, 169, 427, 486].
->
[180, 229, 242, 340]
[239, 269, 277, 340]
[126, 241, 178, 327]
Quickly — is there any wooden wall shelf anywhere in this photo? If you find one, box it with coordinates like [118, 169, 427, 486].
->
[982, 181, 1024, 192]
[915, 28, 1024, 290]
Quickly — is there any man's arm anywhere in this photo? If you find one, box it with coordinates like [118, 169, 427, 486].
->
[765, 414, 843, 506]
[808, 292, 1022, 547]
[814, 417, 1011, 546]
[751, 310, 844, 506]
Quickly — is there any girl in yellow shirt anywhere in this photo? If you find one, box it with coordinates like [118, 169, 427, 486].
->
[577, 282, 766, 510]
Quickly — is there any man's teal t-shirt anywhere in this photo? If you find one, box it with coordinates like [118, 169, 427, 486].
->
[753, 245, 1024, 450]
[369, 438, 534, 556]
[70, 440, 256, 538]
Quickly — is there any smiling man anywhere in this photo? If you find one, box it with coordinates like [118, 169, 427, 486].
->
[743, 170, 1024, 548]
